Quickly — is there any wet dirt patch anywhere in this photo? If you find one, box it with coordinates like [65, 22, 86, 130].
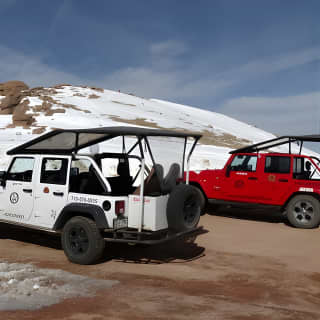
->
[0, 262, 118, 310]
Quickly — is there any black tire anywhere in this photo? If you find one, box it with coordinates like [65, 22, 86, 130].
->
[61, 216, 105, 265]
[167, 184, 201, 232]
[193, 187, 207, 216]
[286, 195, 320, 229]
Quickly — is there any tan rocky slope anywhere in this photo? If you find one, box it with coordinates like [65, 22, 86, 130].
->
[0, 80, 252, 148]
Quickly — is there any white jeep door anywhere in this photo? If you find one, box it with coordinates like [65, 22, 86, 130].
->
[0, 157, 36, 223]
[32, 156, 70, 228]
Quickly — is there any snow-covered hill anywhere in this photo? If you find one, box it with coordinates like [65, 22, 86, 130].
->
[0, 82, 315, 170]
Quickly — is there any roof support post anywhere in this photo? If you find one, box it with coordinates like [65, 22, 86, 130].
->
[289, 138, 291, 154]
[75, 133, 79, 154]
[137, 138, 145, 233]
[122, 136, 126, 153]
[299, 141, 303, 155]
[144, 137, 156, 166]
[181, 137, 187, 179]
[127, 138, 141, 155]
[186, 137, 199, 184]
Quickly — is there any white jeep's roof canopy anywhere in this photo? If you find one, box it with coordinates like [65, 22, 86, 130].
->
[7, 126, 202, 155]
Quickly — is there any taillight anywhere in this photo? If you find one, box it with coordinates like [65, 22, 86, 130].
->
[115, 200, 125, 215]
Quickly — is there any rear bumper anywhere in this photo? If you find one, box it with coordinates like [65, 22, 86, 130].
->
[103, 226, 205, 245]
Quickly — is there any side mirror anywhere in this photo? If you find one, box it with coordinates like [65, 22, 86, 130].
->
[0, 171, 6, 187]
[225, 165, 231, 177]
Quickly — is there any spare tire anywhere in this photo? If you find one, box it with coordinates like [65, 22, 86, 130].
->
[193, 186, 207, 216]
[166, 184, 201, 232]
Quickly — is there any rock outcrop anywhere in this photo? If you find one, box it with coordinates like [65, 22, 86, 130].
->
[0, 81, 29, 114]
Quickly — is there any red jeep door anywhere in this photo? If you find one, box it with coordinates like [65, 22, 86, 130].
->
[220, 154, 260, 203]
[258, 155, 292, 205]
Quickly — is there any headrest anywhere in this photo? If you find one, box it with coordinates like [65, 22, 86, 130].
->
[117, 159, 130, 176]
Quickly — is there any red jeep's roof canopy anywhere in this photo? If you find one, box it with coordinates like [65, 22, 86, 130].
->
[230, 135, 320, 154]
[7, 126, 202, 155]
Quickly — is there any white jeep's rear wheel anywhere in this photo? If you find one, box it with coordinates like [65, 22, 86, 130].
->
[286, 195, 320, 229]
[61, 216, 105, 265]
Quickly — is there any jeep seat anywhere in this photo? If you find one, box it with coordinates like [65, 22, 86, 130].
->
[107, 160, 133, 195]
[133, 164, 164, 196]
[161, 163, 180, 194]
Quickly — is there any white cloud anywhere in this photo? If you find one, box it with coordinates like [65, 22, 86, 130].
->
[100, 43, 320, 104]
[219, 46, 320, 82]
[150, 40, 188, 57]
[0, 45, 81, 87]
[220, 92, 320, 136]
[101, 67, 181, 99]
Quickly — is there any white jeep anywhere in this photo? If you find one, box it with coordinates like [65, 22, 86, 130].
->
[0, 127, 203, 264]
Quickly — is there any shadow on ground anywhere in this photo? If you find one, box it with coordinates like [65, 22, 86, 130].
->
[102, 234, 206, 265]
[0, 222, 62, 249]
[205, 203, 286, 224]
[0, 222, 207, 265]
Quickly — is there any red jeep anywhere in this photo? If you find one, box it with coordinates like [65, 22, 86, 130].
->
[188, 135, 320, 228]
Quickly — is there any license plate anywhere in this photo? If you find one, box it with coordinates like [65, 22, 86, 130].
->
[113, 218, 128, 230]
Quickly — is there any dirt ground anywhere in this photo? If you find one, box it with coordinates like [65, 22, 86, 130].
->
[1, 207, 320, 320]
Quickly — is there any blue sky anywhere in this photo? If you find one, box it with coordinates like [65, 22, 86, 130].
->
[0, 0, 319, 137]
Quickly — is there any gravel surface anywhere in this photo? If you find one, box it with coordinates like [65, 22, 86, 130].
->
[0, 208, 320, 319]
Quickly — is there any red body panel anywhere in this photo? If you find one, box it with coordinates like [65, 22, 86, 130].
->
[187, 152, 320, 207]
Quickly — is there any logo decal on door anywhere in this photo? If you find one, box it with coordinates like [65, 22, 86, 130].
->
[10, 192, 19, 204]
[268, 175, 276, 182]
[234, 180, 244, 188]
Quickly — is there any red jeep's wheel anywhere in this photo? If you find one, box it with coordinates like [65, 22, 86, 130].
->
[286, 195, 320, 229]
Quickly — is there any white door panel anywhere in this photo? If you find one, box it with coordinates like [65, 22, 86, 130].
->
[0, 157, 35, 223]
[32, 156, 70, 228]
[1, 181, 34, 222]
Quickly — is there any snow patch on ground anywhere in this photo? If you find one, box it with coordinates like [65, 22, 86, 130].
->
[25, 97, 43, 107]
[0, 262, 118, 310]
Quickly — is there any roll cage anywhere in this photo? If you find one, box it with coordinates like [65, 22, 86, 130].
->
[229, 135, 320, 179]
[7, 127, 202, 233]
[230, 135, 320, 155]
[7, 126, 201, 179]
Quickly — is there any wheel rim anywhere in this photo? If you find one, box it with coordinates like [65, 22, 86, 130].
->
[183, 195, 199, 226]
[68, 226, 89, 255]
[292, 200, 315, 225]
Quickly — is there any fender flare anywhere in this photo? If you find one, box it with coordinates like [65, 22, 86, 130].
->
[53, 203, 109, 231]
[282, 192, 320, 212]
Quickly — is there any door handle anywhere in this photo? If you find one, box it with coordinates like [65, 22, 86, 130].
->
[53, 192, 64, 197]
[23, 188, 32, 193]
[279, 179, 288, 182]
[248, 177, 258, 180]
